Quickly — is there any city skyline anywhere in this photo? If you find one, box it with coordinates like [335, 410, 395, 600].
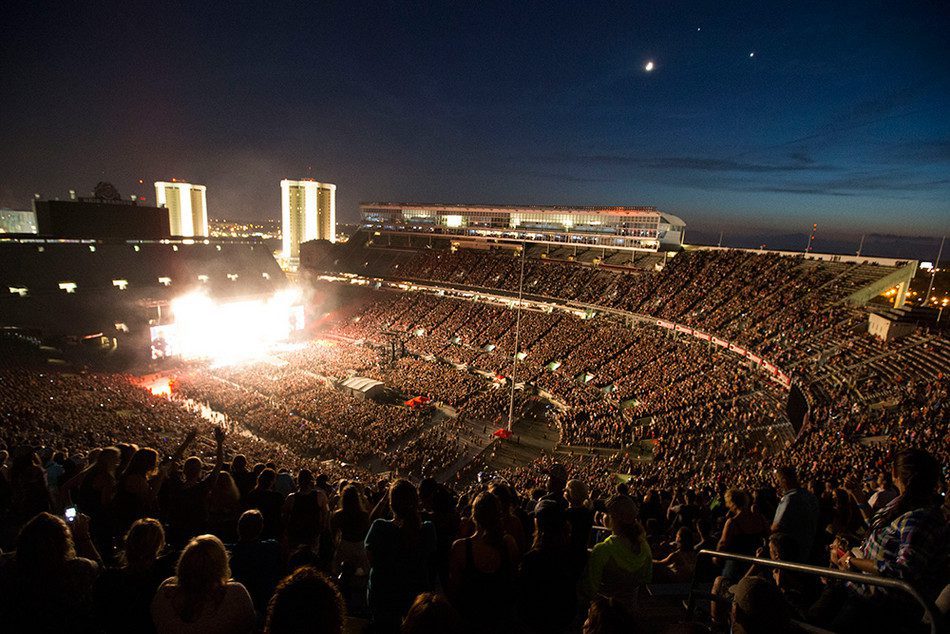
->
[1, 2, 948, 245]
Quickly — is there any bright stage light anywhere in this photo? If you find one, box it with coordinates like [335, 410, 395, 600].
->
[148, 377, 172, 397]
[156, 288, 305, 365]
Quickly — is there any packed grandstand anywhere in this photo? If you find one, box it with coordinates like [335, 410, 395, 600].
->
[0, 230, 946, 633]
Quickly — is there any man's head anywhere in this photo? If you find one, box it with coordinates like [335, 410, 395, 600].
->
[183, 456, 203, 481]
[547, 463, 568, 495]
[774, 467, 798, 494]
[238, 509, 264, 542]
[730, 576, 790, 634]
[257, 468, 277, 490]
[565, 479, 589, 507]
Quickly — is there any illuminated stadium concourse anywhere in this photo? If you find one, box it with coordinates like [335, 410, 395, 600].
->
[360, 202, 686, 251]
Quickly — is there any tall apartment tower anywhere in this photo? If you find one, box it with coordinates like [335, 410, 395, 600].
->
[280, 179, 336, 259]
[154, 181, 209, 237]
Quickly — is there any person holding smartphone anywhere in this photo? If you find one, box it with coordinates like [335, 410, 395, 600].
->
[0, 511, 101, 632]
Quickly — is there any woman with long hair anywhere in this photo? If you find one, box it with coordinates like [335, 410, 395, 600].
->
[811, 448, 946, 631]
[331, 484, 370, 577]
[448, 491, 520, 633]
[518, 499, 577, 633]
[365, 479, 437, 632]
[150, 534, 254, 634]
[76, 446, 120, 516]
[0, 512, 100, 632]
[112, 448, 162, 533]
[207, 471, 241, 542]
[96, 518, 170, 633]
[715, 488, 769, 582]
[581, 495, 652, 617]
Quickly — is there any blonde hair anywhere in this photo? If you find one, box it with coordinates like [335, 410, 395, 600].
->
[174, 534, 231, 622]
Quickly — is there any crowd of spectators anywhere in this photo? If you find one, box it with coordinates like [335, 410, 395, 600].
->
[0, 245, 946, 632]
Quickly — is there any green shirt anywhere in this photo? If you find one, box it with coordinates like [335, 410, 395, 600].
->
[581, 534, 653, 611]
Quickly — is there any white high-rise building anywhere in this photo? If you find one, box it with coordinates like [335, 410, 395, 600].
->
[280, 179, 336, 259]
[155, 181, 209, 237]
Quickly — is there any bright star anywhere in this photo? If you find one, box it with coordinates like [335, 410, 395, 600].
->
[645, 61, 655, 72]
[749, 52, 755, 58]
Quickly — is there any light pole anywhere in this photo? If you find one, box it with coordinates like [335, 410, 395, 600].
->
[923, 235, 945, 306]
[507, 243, 526, 432]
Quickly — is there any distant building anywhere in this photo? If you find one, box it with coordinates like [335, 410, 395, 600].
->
[281, 179, 336, 259]
[155, 181, 209, 237]
[0, 209, 37, 234]
[359, 202, 685, 252]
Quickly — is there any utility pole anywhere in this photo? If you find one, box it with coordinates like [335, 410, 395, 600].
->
[804, 223, 818, 254]
[923, 235, 945, 306]
[856, 233, 865, 257]
[507, 242, 526, 432]
[718, 231, 723, 248]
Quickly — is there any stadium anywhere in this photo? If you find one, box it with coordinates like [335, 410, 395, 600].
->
[0, 199, 946, 633]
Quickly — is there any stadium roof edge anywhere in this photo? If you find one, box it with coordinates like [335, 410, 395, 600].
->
[684, 244, 916, 268]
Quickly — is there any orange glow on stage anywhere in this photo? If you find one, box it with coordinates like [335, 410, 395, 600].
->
[148, 377, 172, 397]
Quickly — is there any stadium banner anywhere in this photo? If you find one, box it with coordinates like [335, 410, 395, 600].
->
[656, 319, 675, 330]
[694, 331, 711, 341]
[711, 336, 729, 348]
[675, 324, 692, 334]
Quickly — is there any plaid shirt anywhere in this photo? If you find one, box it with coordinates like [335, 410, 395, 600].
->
[852, 499, 948, 600]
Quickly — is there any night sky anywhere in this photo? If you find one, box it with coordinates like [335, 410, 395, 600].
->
[1, 1, 948, 253]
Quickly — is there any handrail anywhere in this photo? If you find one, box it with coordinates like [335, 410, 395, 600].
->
[688, 549, 940, 634]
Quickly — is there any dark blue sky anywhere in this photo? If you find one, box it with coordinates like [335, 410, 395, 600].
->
[1, 1, 948, 247]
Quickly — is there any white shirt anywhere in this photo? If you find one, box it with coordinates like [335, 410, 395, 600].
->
[151, 579, 255, 634]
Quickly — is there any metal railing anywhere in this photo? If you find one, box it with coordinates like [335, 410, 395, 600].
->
[688, 549, 940, 634]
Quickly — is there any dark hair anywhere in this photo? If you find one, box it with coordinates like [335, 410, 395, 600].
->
[339, 484, 365, 515]
[775, 467, 798, 488]
[390, 479, 421, 533]
[122, 448, 159, 478]
[488, 482, 513, 514]
[873, 449, 940, 530]
[15, 512, 74, 573]
[256, 468, 277, 490]
[122, 518, 165, 567]
[265, 567, 345, 634]
[401, 592, 463, 633]
[768, 532, 794, 560]
[230, 454, 247, 472]
[297, 469, 313, 489]
[472, 492, 507, 552]
[238, 509, 264, 540]
[533, 502, 567, 550]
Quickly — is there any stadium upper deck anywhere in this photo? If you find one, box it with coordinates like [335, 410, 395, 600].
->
[360, 201, 686, 251]
[0, 236, 287, 337]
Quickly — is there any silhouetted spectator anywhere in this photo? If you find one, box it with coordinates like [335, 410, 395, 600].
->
[264, 566, 345, 634]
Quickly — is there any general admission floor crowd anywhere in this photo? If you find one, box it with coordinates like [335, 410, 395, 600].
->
[0, 246, 947, 633]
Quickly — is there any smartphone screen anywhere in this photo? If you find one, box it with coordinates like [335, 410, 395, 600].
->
[64, 506, 77, 522]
